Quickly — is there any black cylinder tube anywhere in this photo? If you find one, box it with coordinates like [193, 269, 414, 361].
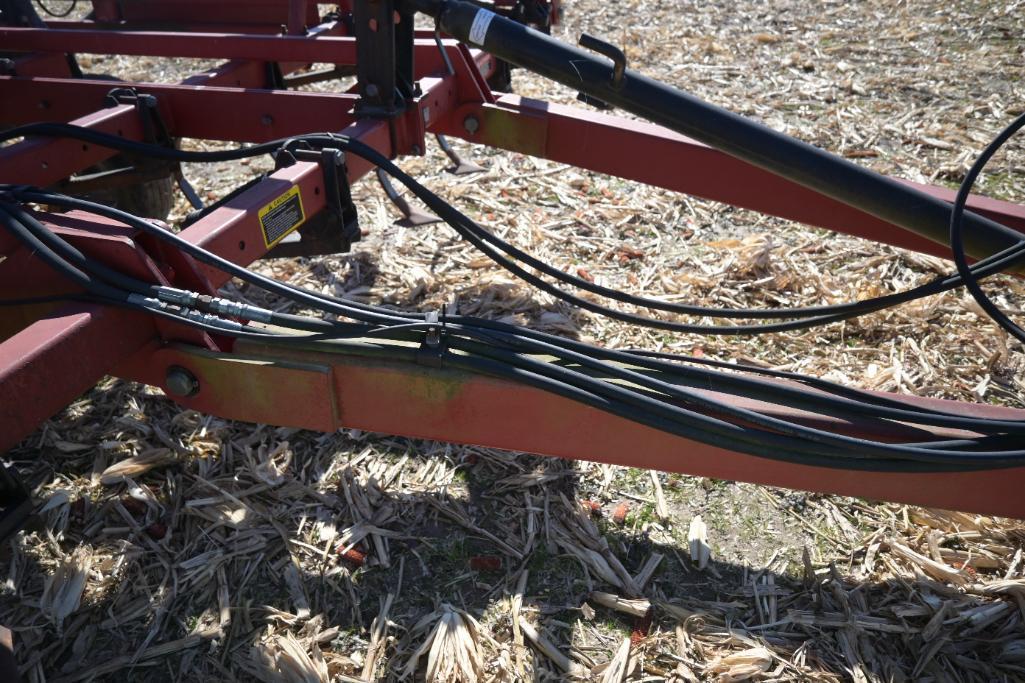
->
[413, 0, 1024, 261]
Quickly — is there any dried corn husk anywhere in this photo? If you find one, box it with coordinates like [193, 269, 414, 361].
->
[41, 547, 91, 627]
[402, 604, 483, 682]
[689, 516, 710, 569]
[100, 448, 175, 485]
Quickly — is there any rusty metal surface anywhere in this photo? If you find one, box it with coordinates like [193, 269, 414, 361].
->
[117, 340, 1025, 519]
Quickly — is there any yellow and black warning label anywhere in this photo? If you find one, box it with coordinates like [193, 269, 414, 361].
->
[258, 186, 306, 248]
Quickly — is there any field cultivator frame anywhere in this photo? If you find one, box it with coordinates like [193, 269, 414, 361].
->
[2, 0, 1025, 520]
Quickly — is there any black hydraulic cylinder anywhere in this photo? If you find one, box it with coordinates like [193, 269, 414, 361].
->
[409, 0, 1024, 262]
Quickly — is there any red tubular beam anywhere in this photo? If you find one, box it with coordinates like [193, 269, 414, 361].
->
[0, 103, 146, 190]
[0, 307, 159, 449]
[448, 96, 1025, 258]
[80, 0, 320, 28]
[42, 20, 325, 34]
[0, 28, 358, 65]
[9, 52, 74, 78]
[0, 46, 474, 190]
[115, 342, 1025, 519]
[0, 31, 490, 87]
[0, 77, 361, 147]
[0, 45, 297, 186]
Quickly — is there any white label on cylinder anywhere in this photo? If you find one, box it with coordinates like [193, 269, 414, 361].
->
[468, 8, 495, 47]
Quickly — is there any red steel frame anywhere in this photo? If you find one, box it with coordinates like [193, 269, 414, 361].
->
[2, 3, 1025, 517]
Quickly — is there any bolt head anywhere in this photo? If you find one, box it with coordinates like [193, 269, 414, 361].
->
[463, 115, 480, 134]
[165, 366, 199, 398]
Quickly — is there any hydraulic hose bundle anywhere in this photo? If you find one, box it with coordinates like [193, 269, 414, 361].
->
[2, 122, 1024, 475]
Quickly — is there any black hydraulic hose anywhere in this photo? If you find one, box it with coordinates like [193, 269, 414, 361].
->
[373, 310, 981, 448]
[0, 253, 994, 472]
[11, 127, 1024, 336]
[9, 189, 416, 327]
[0, 215, 859, 470]
[4, 196, 399, 337]
[268, 311, 340, 333]
[6, 178, 1022, 435]
[435, 325, 1025, 465]
[412, 0, 1025, 266]
[498, 333, 1014, 428]
[9, 142, 1025, 440]
[621, 348, 985, 416]
[20, 177, 1011, 433]
[449, 340, 1023, 467]
[564, 354, 1025, 436]
[261, 313, 438, 340]
[440, 350, 1009, 472]
[367, 146, 1010, 322]
[339, 315, 1025, 438]
[7, 190, 1023, 467]
[0, 204, 127, 302]
[951, 111, 1025, 345]
[423, 190, 1022, 334]
[0, 203, 350, 341]
[27, 178, 1009, 434]
[338, 138, 1025, 335]
[10, 127, 1019, 332]
[4, 203, 156, 297]
[0, 123, 287, 163]
[1, 192, 427, 339]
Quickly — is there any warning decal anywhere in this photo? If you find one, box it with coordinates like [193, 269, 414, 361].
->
[258, 186, 306, 248]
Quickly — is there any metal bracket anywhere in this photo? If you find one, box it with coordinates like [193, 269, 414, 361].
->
[353, 0, 415, 119]
[416, 310, 447, 367]
[264, 147, 361, 258]
[578, 33, 627, 88]
[104, 88, 169, 143]
[99, 87, 203, 209]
